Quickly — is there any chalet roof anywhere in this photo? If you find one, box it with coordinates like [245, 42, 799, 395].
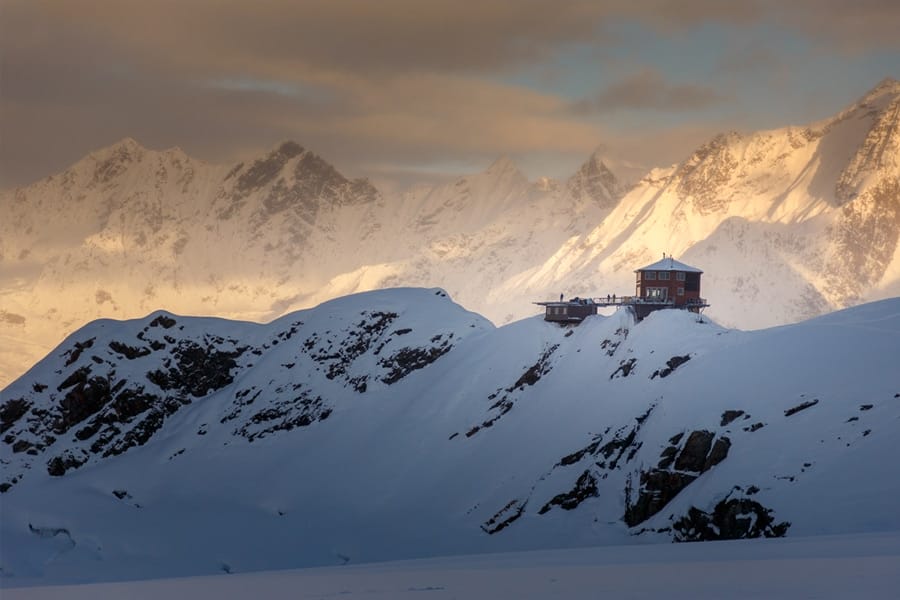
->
[635, 257, 703, 273]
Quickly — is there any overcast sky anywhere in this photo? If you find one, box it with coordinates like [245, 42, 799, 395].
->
[1, 0, 898, 190]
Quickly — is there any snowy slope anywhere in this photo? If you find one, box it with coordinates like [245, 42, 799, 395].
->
[1, 288, 898, 585]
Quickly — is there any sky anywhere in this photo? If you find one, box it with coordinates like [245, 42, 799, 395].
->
[1, 0, 899, 190]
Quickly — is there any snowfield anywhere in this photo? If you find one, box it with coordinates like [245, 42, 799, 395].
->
[1, 288, 899, 589]
[5, 532, 900, 599]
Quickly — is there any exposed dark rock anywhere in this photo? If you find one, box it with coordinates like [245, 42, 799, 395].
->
[704, 437, 731, 471]
[103, 410, 165, 456]
[674, 430, 714, 472]
[625, 429, 731, 527]
[538, 470, 599, 514]
[510, 345, 559, 391]
[600, 328, 628, 356]
[595, 425, 642, 470]
[149, 315, 176, 329]
[656, 444, 679, 469]
[112, 489, 129, 499]
[58, 366, 91, 391]
[64, 337, 95, 366]
[32, 383, 47, 393]
[55, 374, 112, 434]
[610, 358, 637, 379]
[743, 422, 765, 432]
[0, 398, 30, 434]
[784, 398, 819, 417]
[672, 498, 790, 541]
[305, 311, 398, 381]
[466, 345, 559, 437]
[231, 386, 331, 441]
[481, 499, 526, 534]
[625, 470, 698, 527]
[380, 343, 452, 385]
[147, 340, 245, 398]
[12, 439, 35, 453]
[650, 355, 692, 379]
[558, 436, 603, 467]
[720, 410, 745, 426]
[111, 387, 158, 421]
[47, 449, 89, 476]
[859, 404, 873, 411]
[108, 340, 151, 360]
[349, 375, 368, 393]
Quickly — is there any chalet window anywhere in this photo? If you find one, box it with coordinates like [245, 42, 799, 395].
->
[676, 272, 686, 281]
[677, 287, 684, 296]
[659, 272, 670, 280]
[644, 271, 656, 280]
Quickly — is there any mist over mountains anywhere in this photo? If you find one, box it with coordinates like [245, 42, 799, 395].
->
[1, 78, 899, 389]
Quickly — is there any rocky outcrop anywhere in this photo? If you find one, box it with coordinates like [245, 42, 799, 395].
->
[673, 496, 790, 541]
[481, 499, 526, 534]
[624, 430, 731, 527]
[650, 355, 691, 379]
[538, 470, 599, 514]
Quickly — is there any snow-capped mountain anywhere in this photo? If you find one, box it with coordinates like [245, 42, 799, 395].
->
[1, 79, 899, 390]
[498, 78, 900, 329]
[2, 289, 898, 584]
[0, 139, 619, 389]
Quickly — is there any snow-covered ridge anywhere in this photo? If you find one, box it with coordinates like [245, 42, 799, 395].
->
[2, 289, 898, 585]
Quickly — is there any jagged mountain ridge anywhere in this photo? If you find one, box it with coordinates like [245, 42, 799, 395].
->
[1, 79, 899, 390]
[495, 78, 900, 328]
[0, 138, 620, 389]
[2, 289, 898, 584]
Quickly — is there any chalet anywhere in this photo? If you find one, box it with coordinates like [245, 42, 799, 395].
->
[631, 256, 708, 321]
[534, 256, 708, 323]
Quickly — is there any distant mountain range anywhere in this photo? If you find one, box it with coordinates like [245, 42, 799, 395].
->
[2, 288, 898, 583]
[1, 78, 898, 389]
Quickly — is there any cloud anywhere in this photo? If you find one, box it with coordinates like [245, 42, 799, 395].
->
[572, 70, 727, 114]
[2, 0, 898, 189]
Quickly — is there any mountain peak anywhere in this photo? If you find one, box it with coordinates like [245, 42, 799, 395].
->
[853, 77, 900, 108]
[870, 77, 900, 94]
[91, 137, 145, 159]
[567, 149, 622, 206]
[485, 155, 521, 177]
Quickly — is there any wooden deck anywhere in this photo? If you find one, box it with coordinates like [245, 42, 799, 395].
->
[535, 296, 709, 323]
